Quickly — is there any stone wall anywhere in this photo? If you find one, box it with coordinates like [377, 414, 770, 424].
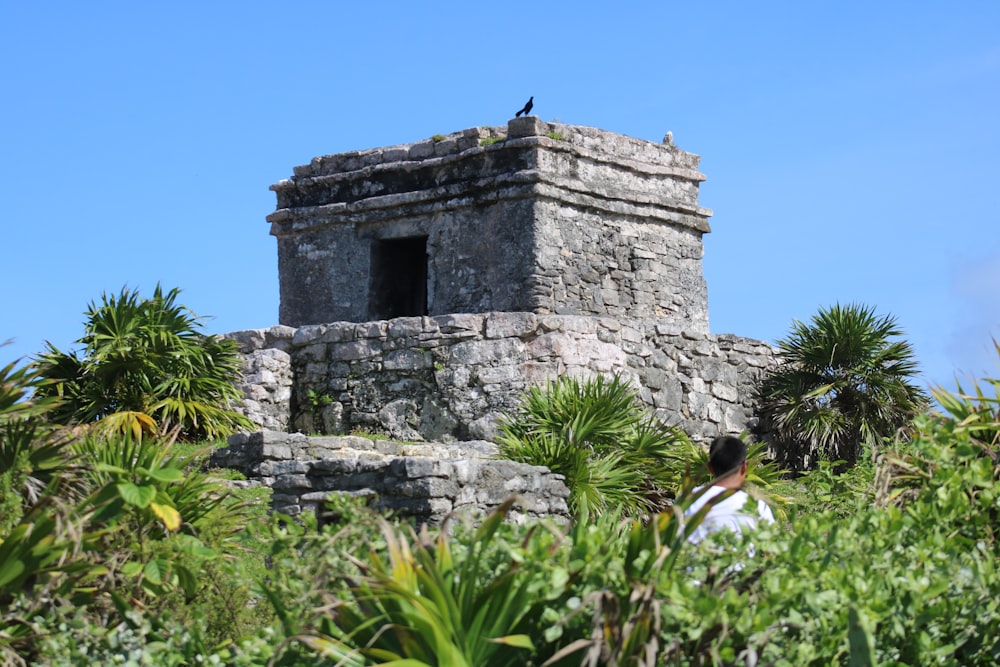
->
[224, 312, 777, 445]
[268, 118, 712, 333]
[224, 326, 296, 431]
[210, 430, 570, 524]
[218, 120, 779, 523]
[533, 203, 708, 329]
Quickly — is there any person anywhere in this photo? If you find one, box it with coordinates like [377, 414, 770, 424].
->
[685, 435, 775, 545]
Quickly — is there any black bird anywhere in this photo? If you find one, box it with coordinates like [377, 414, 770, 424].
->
[515, 96, 534, 117]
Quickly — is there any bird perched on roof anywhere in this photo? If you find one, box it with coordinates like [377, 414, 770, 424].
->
[515, 96, 534, 117]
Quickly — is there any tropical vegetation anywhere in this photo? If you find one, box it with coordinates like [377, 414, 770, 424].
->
[259, 352, 1000, 665]
[496, 374, 786, 518]
[0, 350, 273, 665]
[495, 374, 699, 518]
[32, 284, 254, 441]
[3, 291, 999, 664]
[759, 302, 928, 469]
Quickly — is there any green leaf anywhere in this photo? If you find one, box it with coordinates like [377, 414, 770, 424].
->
[0, 557, 26, 588]
[143, 558, 166, 585]
[145, 467, 184, 483]
[172, 534, 216, 558]
[117, 482, 156, 508]
[487, 634, 534, 649]
[176, 564, 200, 597]
[96, 462, 129, 475]
[848, 607, 874, 667]
[121, 561, 143, 577]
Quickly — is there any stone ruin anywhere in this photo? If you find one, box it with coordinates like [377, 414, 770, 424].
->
[212, 117, 778, 522]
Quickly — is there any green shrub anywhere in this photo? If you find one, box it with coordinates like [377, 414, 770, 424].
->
[0, 357, 81, 533]
[776, 455, 877, 517]
[1, 356, 272, 661]
[658, 366, 1000, 665]
[33, 284, 254, 441]
[497, 374, 698, 518]
[256, 495, 712, 667]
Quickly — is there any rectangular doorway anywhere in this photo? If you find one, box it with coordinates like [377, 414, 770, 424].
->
[370, 236, 428, 319]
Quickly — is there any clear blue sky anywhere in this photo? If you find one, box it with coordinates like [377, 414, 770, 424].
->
[2, 1, 998, 394]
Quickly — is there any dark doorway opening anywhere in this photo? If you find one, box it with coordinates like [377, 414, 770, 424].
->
[370, 236, 428, 319]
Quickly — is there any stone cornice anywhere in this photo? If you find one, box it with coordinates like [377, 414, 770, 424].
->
[269, 119, 711, 235]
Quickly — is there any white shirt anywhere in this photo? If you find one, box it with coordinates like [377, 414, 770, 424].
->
[684, 484, 775, 545]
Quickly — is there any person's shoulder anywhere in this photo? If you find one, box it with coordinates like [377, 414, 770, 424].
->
[756, 498, 776, 523]
[684, 484, 725, 514]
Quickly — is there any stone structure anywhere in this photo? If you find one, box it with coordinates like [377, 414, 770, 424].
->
[223, 314, 775, 445]
[214, 118, 779, 522]
[212, 430, 570, 523]
[224, 326, 296, 431]
[268, 117, 711, 333]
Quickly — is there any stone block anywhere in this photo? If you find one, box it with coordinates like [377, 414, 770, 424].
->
[402, 456, 452, 479]
[384, 348, 431, 370]
[312, 456, 360, 474]
[292, 325, 327, 347]
[329, 340, 378, 361]
[449, 338, 525, 366]
[271, 492, 300, 505]
[409, 141, 435, 159]
[426, 497, 454, 517]
[433, 138, 458, 156]
[374, 440, 404, 455]
[485, 312, 537, 339]
[382, 148, 408, 162]
[271, 474, 313, 491]
[394, 477, 459, 498]
[258, 460, 311, 476]
[434, 313, 484, 334]
[451, 459, 479, 485]
[477, 364, 522, 385]
[261, 444, 293, 460]
[356, 452, 390, 472]
[387, 317, 425, 339]
[710, 382, 739, 403]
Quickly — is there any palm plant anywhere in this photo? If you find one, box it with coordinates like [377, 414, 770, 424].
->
[759, 302, 928, 469]
[496, 374, 698, 518]
[33, 284, 254, 440]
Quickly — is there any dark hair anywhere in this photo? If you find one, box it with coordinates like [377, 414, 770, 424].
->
[708, 435, 747, 478]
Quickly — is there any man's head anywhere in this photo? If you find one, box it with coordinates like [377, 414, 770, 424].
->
[708, 435, 748, 480]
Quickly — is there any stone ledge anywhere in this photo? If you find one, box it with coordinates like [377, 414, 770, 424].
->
[210, 431, 569, 525]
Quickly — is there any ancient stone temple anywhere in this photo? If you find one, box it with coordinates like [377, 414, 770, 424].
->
[268, 117, 712, 333]
[218, 117, 777, 520]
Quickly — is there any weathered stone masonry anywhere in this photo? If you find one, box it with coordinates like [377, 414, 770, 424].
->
[268, 117, 711, 332]
[215, 118, 779, 521]
[225, 313, 776, 445]
[212, 430, 570, 523]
